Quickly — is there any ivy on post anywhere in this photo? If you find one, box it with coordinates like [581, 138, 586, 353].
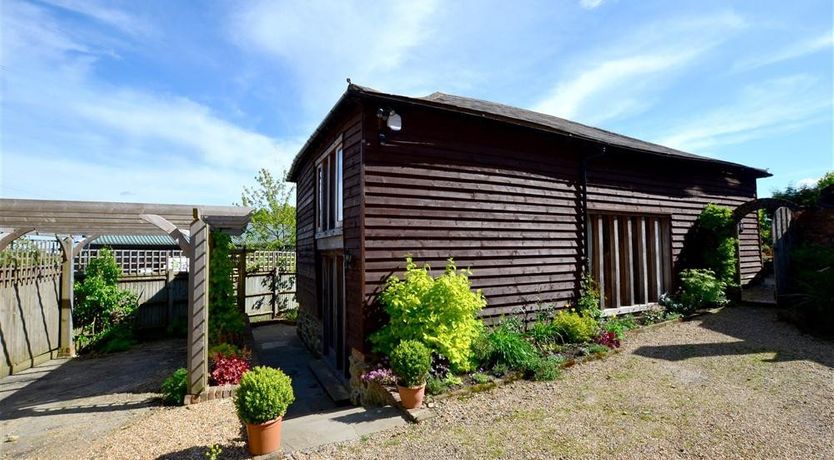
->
[187, 208, 210, 398]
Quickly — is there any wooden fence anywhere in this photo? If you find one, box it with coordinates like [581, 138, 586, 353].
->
[0, 241, 63, 376]
[1, 243, 296, 376]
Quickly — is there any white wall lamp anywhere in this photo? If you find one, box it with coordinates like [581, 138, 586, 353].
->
[377, 108, 402, 143]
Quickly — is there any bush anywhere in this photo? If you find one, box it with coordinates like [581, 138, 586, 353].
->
[678, 269, 727, 312]
[694, 204, 737, 285]
[371, 257, 486, 371]
[551, 311, 598, 344]
[602, 315, 636, 340]
[208, 343, 242, 359]
[790, 244, 834, 334]
[471, 372, 491, 384]
[426, 376, 447, 395]
[528, 314, 557, 346]
[390, 340, 432, 387]
[210, 355, 251, 385]
[594, 331, 621, 349]
[525, 355, 564, 381]
[575, 273, 602, 320]
[235, 366, 295, 424]
[161, 368, 188, 406]
[209, 233, 246, 346]
[586, 344, 610, 356]
[486, 319, 537, 370]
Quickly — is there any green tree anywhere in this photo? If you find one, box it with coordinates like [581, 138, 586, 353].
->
[238, 169, 296, 249]
[771, 171, 834, 207]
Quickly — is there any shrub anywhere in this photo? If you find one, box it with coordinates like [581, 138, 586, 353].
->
[471, 372, 491, 384]
[525, 355, 564, 381]
[210, 355, 251, 385]
[678, 269, 727, 312]
[389, 340, 432, 387]
[594, 331, 621, 349]
[486, 319, 537, 370]
[235, 366, 295, 424]
[74, 248, 139, 352]
[161, 368, 188, 406]
[429, 354, 451, 379]
[371, 257, 486, 371]
[695, 204, 737, 285]
[208, 343, 242, 359]
[426, 376, 447, 395]
[209, 232, 246, 346]
[790, 244, 834, 334]
[602, 315, 636, 339]
[528, 314, 557, 346]
[575, 273, 602, 320]
[586, 344, 610, 356]
[551, 311, 598, 344]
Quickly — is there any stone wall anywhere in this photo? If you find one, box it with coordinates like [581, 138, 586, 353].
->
[348, 348, 396, 406]
[296, 308, 323, 357]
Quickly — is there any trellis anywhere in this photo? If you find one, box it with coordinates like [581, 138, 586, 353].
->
[0, 198, 252, 397]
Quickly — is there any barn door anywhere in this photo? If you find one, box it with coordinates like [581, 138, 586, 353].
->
[771, 207, 794, 300]
[588, 214, 672, 310]
[320, 254, 346, 373]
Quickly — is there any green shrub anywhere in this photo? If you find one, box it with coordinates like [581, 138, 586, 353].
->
[602, 315, 637, 340]
[528, 314, 557, 346]
[551, 311, 598, 343]
[371, 257, 486, 371]
[525, 355, 564, 381]
[390, 340, 432, 387]
[678, 268, 727, 312]
[486, 319, 537, 370]
[471, 372, 491, 384]
[209, 233, 246, 346]
[575, 273, 602, 320]
[470, 328, 495, 368]
[209, 343, 242, 358]
[426, 376, 447, 395]
[695, 204, 737, 285]
[161, 368, 188, 406]
[74, 248, 139, 353]
[235, 366, 295, 424]
[586, 344, 610, 356]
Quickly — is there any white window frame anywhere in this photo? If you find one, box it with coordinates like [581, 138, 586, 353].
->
[315, 136, 343, 235]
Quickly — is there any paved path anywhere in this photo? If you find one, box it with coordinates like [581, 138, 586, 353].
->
[0, 339, 184, 459]
[251, 323, 407, 453]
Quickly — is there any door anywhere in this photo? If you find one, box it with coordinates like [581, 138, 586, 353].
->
[588, 214, 672, 309]
[320, 253, 346, 373]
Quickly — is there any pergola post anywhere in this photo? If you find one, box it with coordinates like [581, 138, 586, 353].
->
[186, 209, 210, 398]
[57, 236, 76, 357]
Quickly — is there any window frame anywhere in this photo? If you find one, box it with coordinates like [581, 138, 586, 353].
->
[315, 136, 344, 237]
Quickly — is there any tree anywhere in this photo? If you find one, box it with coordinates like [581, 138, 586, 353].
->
[238, 169, 296, 249]
[771, 171, 834, 208]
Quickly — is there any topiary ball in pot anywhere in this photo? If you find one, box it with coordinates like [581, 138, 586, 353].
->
[234, 366, 295, 455]
[390, 340, 431, 409]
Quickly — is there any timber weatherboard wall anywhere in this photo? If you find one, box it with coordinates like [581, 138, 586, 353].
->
[289, 85, 768, 356]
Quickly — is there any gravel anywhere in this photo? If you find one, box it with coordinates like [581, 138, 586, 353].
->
[83, 306, 834, 459]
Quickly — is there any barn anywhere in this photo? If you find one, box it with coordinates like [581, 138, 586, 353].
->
[286, 83, 770, 380]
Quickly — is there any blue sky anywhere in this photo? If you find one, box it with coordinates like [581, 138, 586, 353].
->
[1, 0, 832, 205]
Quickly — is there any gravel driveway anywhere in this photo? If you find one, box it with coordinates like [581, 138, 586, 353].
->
[82, 306, 833, 459]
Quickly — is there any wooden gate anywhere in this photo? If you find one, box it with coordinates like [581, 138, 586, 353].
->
[772, 206, 795, 299]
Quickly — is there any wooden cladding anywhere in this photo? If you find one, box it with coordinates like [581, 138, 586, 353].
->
[589, 214, 672, 309]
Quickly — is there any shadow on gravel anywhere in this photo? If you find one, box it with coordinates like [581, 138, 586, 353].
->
[633, 306, 834, 369]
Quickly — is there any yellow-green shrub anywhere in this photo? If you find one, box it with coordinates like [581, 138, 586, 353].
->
[551, 310, 598, 343]
[370, 257, 486, 371]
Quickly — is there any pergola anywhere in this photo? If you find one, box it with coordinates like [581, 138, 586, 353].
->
[0, 198, 252, 397]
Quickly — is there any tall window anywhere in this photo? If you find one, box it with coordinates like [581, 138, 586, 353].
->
[316, 146, 343, 234]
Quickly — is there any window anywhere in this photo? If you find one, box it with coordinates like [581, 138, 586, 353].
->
[316, 145, 343, 234]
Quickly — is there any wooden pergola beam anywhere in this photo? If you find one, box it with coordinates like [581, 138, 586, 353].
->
[0, 227, 35, 251]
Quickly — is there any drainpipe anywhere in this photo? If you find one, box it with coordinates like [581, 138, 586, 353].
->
[580, 145, 607, 273]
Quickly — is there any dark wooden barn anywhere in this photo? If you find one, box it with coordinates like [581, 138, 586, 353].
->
[286, 84, 770, 380]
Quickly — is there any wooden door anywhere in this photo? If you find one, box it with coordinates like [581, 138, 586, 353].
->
[771, 207, 794, 300]
[320, 254, 345, 372]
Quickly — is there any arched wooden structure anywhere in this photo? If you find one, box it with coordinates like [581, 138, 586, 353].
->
[0, 199, 252, 398]
[731, 198, 801, 223]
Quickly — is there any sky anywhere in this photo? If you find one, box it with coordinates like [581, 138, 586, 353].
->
[1, 0, 832, 205]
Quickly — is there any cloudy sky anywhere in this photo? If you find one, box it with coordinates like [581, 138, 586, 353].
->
[1, 0, 832, 205]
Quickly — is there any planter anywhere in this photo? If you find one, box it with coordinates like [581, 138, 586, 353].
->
[397, 384, 426, 409]
[245, 417, 283, 455]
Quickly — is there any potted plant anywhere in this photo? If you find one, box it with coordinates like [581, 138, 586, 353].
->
[234, 366, 295, 455]
[390, 340, 431, 409]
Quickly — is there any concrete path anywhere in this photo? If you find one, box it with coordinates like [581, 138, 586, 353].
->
[251, 323, 407, 453]
[0, 339, 184, 459]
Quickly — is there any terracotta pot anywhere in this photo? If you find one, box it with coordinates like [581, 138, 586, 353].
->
[397, 383, 426, 409]
[245, 417, 283, 455]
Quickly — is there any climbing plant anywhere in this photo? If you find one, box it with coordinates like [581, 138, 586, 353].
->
[695, 204, 737, 285]
[209, 232, 245, 345]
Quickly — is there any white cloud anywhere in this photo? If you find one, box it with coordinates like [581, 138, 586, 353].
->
[229, 0, 441, 111]
[40, 0, 152, 36]
[532, 13, 746, 124]
[733, 30, 834, 72]
[796, 177, 820, 188]
[579, 0, 604, 10]
[1, 0, 296, 205]
[656, 75, 832, 152]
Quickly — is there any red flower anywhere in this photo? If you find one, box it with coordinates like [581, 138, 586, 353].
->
[594, 331, 621, 349]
